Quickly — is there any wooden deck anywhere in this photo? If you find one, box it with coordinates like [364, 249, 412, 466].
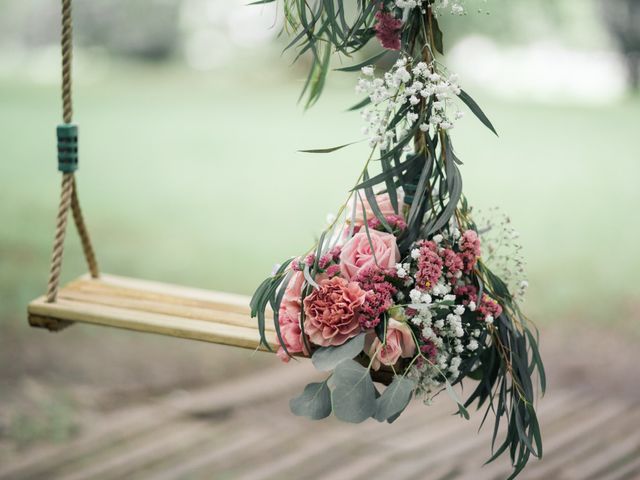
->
[2, 361, 639, 480]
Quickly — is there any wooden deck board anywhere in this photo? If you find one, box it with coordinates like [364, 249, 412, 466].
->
[2, 362, 638, 480]
[27, 274, 278, 351]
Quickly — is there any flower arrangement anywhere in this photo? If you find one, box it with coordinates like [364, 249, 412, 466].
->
[251, 1, 545, 478]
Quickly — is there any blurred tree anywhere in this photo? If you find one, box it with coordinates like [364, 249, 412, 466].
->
[74, 0, 183, 61]
[601, 0, 640, 90]
[0, 0, 183, 61]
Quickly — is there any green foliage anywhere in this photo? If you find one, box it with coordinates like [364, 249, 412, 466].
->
[251, 259, 293, 353]
[330, 360, 377, 423]
[290, 381, 332, 420]
[311, 333, 366, 371]
[458, 89, 498, 136]
[373, 375, 415, 422]
[281, 0, 378, 107]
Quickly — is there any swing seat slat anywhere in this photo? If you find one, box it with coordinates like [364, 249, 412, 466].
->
[27, 274, 278, 351]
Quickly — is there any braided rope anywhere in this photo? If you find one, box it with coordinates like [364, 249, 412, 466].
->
[46, 173, 74, 302]
[71, 177, 99, 278]
[46, 0, 99, 303]
[61, 0, 73, 124]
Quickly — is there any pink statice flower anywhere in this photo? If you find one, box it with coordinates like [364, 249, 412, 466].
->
[455, 284, 503, 323]
[387, 214, 407, 231]
[477, 294, 503, 322]
[329, 245, 342, 260]
[373, 10, 403, 51]
[420, 339, 438, 360]
[317, 246, 342, 271]
[363, 213, 408, 233]
[459, 230, 481, 273]
[440, 248, 463, 282]
[318, 253, 332, 269]
[325, 264, 341, 277]
[354, 266, 397, 329]
[304, 253, 316, 267]
[415, 240, 443, 290]
[455, 284, 478, 306]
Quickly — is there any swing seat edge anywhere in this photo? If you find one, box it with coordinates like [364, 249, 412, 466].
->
[27, 273, 278, 351]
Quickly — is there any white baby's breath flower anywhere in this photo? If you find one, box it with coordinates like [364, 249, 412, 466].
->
[361, 65, 374, 76]
[409, 289, 422, 303]
[356, 56, 465, 151]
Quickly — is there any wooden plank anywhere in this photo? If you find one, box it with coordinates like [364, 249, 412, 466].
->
[66, 274, 263, 317]
[27, 274, 278, 351]
[55, 289, 270, 331]
[0, 365, 315, 480]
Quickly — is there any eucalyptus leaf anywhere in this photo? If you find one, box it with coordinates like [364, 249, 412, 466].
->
[458, 89, 498, 136]
[290, 381, 332, 420]
[347, 96, 371, 111]
[352, 154, 419, 191]
[374, 375, 416, 422]
[445, 381, 470, 420]
[432, 17, 444, 55]
[299, 140, 361, 154]
[331, 360, 377, 423]
[335, 50, 389, 72]
[311, 333, 366, 371]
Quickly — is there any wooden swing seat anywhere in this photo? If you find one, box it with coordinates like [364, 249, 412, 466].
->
[28, 274, 277, 351]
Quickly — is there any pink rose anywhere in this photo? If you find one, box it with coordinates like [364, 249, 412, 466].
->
[340, 229, 400, 280]
[349, 190, 404, 227]
[276, 318, 304, 362]
[303, 276, 367, 347]
[276, 271, 305, 362]
[279, 270, 304, 320]
[365, 319, 416, 371]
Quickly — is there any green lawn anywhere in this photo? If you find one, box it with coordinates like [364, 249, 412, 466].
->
[1, 53, 639, 336]
[1, 50, 639, 449]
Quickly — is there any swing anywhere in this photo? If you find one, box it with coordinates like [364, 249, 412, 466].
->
[27, 0, 276, 352]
